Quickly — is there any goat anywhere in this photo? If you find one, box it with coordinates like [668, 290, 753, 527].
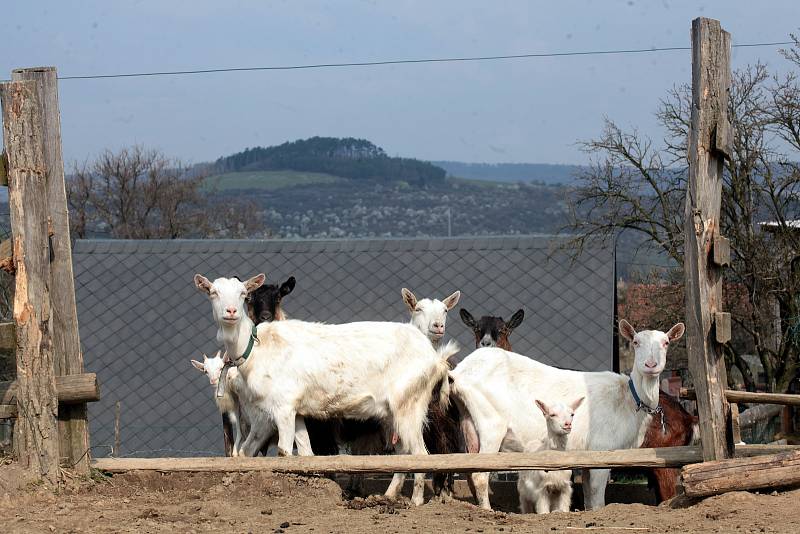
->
[518, 397, 584, 514]
[191, 351, 245, 456]
[641, 391, 699, 502]
[400, 287, 463, 502]
[459, 308, 524, 350]
[248, 276, 295, 323]
[194, 273, 458, 506]
[450, 319, 684, 510]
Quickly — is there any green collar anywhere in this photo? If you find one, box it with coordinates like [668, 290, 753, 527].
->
[231, 324, 259, 366]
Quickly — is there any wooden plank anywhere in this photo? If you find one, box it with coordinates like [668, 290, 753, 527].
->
[683, 17, 734, 461]
[0, 322, 14, 352]
[714, 312, 731, 344]
[0, 372, 100, 406]
[92, 446, 705, 474]
[0, 79, 60, 482]
[12, 67, 90, 473]
[682, 450, 800, 497]
[713, 235, 731, 266]
[680, 388, 800, 406]
[735, 444, 800, 457]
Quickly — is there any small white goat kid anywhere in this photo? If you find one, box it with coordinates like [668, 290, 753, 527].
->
[451, 319, 684, 510]
[517, 397, 584, 514]
[191, 351, 245, 456]
[194, 273, 458, 506]
[401, 288, 461, 348]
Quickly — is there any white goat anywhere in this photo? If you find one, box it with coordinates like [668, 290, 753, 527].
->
[451, 319, 684, 510]
[517, 397, 584, 514]
[191, 351, 245, 456]
[194, 273, 459, 506]
[401, 288, 460, 348]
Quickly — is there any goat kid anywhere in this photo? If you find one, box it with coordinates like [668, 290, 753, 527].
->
[450, 319, 684, 510]
[518, 397, 584, 514]
[191, 351, 245, 456]
[194, 273, 458, 506]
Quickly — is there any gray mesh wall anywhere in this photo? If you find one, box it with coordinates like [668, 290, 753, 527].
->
[73, 237, 614, 458]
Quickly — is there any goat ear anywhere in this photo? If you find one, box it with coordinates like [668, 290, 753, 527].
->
[190, 359, 205, 372]
[442, 290, 461, 311]
[401, 288, 417, 312]
[667, 322, 685, 342]
[194, 274, 213, 294]
[280, 276, 296, 297]
[244, 273, 266, 293]
[619, 319, 636, 341]
[459, 308, 476, 329]
[535, 399, 549, 416]
[570, 396, 585, 411]
[505, 309, 525, 332]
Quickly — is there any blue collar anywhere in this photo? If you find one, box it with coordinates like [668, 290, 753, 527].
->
[628, 377, 666, 434]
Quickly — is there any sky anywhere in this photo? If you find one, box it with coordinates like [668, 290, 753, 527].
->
[1, 1, 798, 167]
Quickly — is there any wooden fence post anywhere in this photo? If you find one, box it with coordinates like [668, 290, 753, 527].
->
[0, 80, 60, 483]
[12, 67, 90, 473]
[684, 17, 734, 461]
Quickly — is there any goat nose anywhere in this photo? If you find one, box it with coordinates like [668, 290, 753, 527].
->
[481, 338, 492, 347]
[225, 306, 237, 316]
[645, 360, 658, 368]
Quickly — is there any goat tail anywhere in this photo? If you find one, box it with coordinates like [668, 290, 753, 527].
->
[435, 340, 459, 410]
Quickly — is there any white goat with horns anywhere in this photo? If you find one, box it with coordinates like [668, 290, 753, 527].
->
[194, 273, 459, 506]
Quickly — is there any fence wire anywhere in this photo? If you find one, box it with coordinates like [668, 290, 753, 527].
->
[72, 236, 615, 458]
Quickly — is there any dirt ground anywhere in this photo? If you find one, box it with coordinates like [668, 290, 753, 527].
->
[1, 463, 799, 533]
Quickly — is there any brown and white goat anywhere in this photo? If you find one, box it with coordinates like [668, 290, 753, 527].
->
[459, 308, 524, 350]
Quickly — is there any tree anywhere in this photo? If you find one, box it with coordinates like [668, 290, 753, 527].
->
[66, 146, 265, 239]
[569, 38, 800, 393]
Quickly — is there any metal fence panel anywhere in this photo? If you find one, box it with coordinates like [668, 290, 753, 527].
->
[73, 236, 614, 458]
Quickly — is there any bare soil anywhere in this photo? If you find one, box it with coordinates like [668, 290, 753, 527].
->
[1, 465, 799, 533]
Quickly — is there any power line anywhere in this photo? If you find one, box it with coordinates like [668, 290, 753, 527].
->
[5, 40, 791, 82]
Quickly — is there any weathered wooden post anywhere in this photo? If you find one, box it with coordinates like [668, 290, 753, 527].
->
[0, 80, 60, 482]
[12, 67, 91, 473]
[684, 17, 734, 461]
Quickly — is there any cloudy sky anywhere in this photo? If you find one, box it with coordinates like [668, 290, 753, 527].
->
[1, 1, 797, 166]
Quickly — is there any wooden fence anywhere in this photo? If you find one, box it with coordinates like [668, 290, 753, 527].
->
[0, 18, 798, 500]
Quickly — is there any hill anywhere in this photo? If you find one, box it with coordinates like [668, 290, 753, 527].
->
[432, 161, 583, 185]
[215, 137, 446, 186]
[204, 170, 344, 192]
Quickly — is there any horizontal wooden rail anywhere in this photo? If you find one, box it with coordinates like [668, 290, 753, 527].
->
[680, 387, 800, 406]
[92, 444, 799, 475]
[0, 372, 100, 418]
[94, 446, 704, 474]
[682, 450, 800, 497]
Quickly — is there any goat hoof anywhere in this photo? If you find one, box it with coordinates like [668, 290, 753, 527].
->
[277, 448, 290, 457]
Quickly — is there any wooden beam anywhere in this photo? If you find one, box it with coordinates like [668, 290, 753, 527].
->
[0, 322, 14, 352]
[683, 17, 734, 461]
[682, 450, 800, 497]
[712, 235, 731, 266]
[12, 66, 91, 473]
[93, 446, 705, 474]
[680, 388, 800, 406]
[0, 372, 100, 408]
[0, 79, 60, 483]
[735, 444, 800, 457]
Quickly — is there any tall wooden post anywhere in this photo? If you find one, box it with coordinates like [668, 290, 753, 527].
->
[12, 67, 90, 473]
[684, 17, 734, 461]
[0, 80, 60, 482]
